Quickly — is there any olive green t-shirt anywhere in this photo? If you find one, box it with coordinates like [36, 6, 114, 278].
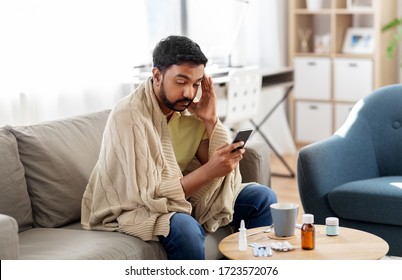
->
[168, 112, 207, 172]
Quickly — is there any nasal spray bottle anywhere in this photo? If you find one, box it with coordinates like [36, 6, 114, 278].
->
[239, 220, 247, 251]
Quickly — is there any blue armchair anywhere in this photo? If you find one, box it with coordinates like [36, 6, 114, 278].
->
[297, 84, 402, 257]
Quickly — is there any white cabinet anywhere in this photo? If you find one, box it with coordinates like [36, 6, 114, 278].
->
[296, 101, 332, 143]
[335, 103, 354, 131]
[294, 57, 331, 100]
[334, 58, 373, 102]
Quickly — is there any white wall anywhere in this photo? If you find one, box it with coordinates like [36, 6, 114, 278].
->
[185, 0, 295, 154]
[186, 0, 287, 68]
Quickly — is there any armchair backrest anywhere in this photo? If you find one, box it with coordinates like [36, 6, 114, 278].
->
[336, 84, 402, 176]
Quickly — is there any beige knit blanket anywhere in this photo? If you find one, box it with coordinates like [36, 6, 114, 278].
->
[81, 78, 244, 241]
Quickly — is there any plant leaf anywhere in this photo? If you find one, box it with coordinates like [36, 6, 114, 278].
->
[382, 18, 402, 32]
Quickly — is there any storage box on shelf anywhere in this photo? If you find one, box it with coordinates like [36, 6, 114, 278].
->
[333, 58, 373, 102]
[294, 57, 331, 101]
[296, 101, 332, 143]
[289, 0, 398, 145]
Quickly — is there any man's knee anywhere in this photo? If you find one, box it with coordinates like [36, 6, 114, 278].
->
[264, 186, 278, 205]
[242, 184, 277, 206]
[160, 213, 206, 260]
[169, 213, 205, 240]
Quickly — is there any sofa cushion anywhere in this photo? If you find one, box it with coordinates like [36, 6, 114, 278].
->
[0, 128, 33, 232]
[328, 176, 402, 226]
[18, 222, 231, 259]
[8, 110, 110, 228]
[18, 227, 167, 260]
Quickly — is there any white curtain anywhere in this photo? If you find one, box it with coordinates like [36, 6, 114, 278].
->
[0, 0, 149, 126]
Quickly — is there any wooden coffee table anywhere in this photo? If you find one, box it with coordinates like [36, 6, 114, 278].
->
[219, 225, 389, 260]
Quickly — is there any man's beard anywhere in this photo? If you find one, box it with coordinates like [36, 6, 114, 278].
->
[159, 80, 193, 112]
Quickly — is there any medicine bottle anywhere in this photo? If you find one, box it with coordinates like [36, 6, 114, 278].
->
[325, 217, 339, 236]
[238, 220, 247, 251]
[301, 214, 315, 250]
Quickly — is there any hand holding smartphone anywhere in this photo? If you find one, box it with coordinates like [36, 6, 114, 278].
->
[231, 128, 253, 153]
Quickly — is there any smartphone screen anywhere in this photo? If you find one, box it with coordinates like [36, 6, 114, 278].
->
[231, 128, 253, 152]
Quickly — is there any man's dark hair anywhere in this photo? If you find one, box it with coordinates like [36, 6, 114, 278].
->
[152, 35, 208, 72]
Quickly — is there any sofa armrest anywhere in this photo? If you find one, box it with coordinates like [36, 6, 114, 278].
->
[240, 141, 271, 187]
[0, 214, 19, 259]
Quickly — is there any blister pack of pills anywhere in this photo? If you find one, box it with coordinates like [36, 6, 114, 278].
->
[249, 243, 272, 257]
[270, 241, 295, 252]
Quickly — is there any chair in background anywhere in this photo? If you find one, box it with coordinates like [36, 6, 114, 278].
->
[223, 67, 295, 178]
[223, 67, 262, 136]
[297, 84, 402, 256]
[223, 67, 272, 187]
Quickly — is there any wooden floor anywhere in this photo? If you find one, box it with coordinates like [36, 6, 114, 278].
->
[269, 153, 304, 223]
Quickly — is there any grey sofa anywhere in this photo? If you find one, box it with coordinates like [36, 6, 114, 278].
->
[0, 110, 271, 260]
[297, 84, 402, 257]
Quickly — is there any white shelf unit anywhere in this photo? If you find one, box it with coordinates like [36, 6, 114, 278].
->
[288, 0, 398, 145]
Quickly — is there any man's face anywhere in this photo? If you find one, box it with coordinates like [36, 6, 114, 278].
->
[154, 63, 204, 113]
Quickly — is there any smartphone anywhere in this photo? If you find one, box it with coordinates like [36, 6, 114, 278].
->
[231, 128, 253, 152]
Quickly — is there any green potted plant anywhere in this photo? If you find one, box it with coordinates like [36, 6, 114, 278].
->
[382, 18, 402, 59]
